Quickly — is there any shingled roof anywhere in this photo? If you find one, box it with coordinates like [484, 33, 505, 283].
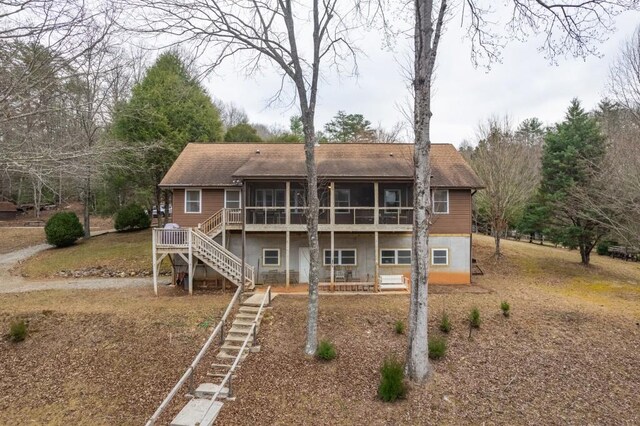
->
[160, 143, 483, 189]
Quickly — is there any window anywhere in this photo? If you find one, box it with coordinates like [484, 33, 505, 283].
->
[431, 248, 449, 266]
[255, 188, 285, 207]
[263, 249, 280, 266]
[433, 189, 449, 214]
[323, 249, 357, 265]
[381, 249, 411, 265]
[384, 189, 401, 208]
[185, 189, 201, 213]
[225, 190, 241, 209]
[335, 188, 350, 214]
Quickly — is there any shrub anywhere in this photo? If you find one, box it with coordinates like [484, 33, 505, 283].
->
[394, 320, 405, 335]
[315, 339, 337, 361]
[469, 307, 481, 329]
[9, 320, 28, 342]
[378, 356, 406, 402]
[428, 336, 447, 359]
[114, 204, 151, 232]
[501, 301, 511, 317]
[439, 312, 451, 333]
[596, 240, 617, 256]
[45, 212, 84, 247]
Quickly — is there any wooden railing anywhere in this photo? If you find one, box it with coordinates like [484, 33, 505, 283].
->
[153, 228, 189, 249]
[200, 209, 224, 235]
[192, 228, 254, 287]
[202, 287, 272, 422]
[144, 286, 242, 426]
[224, 208, 242, 224]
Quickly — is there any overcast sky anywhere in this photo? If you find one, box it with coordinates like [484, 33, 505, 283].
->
[204, 10, 639, 147]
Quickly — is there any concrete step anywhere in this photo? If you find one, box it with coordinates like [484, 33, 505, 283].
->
[239, 305, 261, 312]
[216, 351, 247, 361]
[224, 334, 252, 343]
[210, 363, 234, 369]
[171, 398, 223, 426]
[228, 326, 253, 335]
[221, 344, 250, 352]
[207, 372, 235, 379]
[235, 313, 261, 321]
[194, 383, 229, 399]
[232, 319, 255, 327]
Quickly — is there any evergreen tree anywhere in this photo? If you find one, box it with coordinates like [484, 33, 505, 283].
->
[111, 52, 223, 218]
[324, 111, 374, 143]
[224, 122, 262, 142]
[540, 99, 608, 265]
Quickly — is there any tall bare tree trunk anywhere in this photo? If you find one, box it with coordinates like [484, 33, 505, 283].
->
[407, 0, 446, 384]
[83, 175, 91, 238]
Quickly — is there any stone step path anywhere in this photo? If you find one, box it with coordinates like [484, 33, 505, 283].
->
[170, 291, 275, 426]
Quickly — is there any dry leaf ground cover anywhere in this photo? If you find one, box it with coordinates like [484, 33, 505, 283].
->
[217, 235, 640, 425]
[0, 287, 231, 425]
[0, 228, 45, 254]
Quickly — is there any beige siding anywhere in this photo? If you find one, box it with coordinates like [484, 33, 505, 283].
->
[172, 188, 224, 227]
[430, 189, 471, 234]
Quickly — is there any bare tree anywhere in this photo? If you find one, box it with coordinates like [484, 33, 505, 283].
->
[134, 0, 367, 354]
[215, 99, 249, 129]
[609, 25, 640, 124]
[471, 117, 540, 256]
[408, 0, 638, 383]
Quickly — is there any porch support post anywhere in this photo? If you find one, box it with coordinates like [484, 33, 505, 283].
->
[188, 229, 193, 295]
[330, 230, 335, 291]
[330, 181, 335, 225]
[170, 255, 175, 286]
[152, 228, 158, 296]
[222, 222, 226, 248]
[285, 230, 290, 287]
[285, 181, 290, 225]
[241, 180, 246, 294]
[374, 231, 379, 292]
[374, 182, 379, 226]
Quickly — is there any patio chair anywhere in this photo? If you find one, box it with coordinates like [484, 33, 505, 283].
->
[335, 269, 346, 282]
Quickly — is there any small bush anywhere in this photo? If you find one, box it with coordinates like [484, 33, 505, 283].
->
[428, 336, 447, 360]
[114, 204, 151, 232]
[596, 240, 617, 256]
[315, 339, 337, 361]
[394, 320, 405, 335]
[378, 356, 406, 402]
[501, 301, 511, 317]
[9, 320, 28, 342]
[469, 307, 481, 329]
[439, 312, 451, 333]
[45, 212, 84, 247]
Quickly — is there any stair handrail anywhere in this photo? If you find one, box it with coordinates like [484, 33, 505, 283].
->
[199, 209, 224, 235]
[201, 287, 272, 423]
[192, 228, 254, 286]
[145, 285, 242, 426]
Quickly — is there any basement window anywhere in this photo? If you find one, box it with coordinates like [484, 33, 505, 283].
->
[381, 249, 411, 265]
[431, 248, 449, 266]
[323, 249, 357, 266]
[263, 249, 280, 266]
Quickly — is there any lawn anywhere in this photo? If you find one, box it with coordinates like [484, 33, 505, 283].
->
[17, 229, 166, 278]
[0, 227, 45, 254]
[0, 235, 638, 425]
[0, 287, 232, 425]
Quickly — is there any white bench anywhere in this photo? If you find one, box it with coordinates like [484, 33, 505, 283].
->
[379, 275, 408, 291]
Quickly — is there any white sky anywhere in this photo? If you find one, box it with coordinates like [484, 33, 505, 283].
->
[203, 9, 640, 147]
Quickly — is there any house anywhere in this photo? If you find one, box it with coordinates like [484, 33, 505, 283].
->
[152, 142, 483, 294]
[0, 201, 18, 220]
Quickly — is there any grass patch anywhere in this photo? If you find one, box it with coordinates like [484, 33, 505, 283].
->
[428, 336, 447, 360]
[19, 230, 169, 278]
[0, 228, 45, 254]
[394, 320, 405, 334]
[9, 319, 28, 342]
[315, 339, 337, 361]
[378, 355, 406, 402]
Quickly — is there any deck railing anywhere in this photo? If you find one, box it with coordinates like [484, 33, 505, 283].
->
[154, 228, 189, 249]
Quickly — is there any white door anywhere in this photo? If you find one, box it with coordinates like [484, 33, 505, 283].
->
[299, 247, 310, 283]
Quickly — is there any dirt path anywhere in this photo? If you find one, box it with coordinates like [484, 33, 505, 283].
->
[0, 239, 164, 293]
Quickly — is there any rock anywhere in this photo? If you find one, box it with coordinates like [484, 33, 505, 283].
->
[119, 272, 126, 278]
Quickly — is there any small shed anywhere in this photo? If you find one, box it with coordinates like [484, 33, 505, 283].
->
[0, 201, 17, 220]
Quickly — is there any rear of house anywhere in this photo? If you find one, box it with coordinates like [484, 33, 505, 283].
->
[153, 142, 482, 293]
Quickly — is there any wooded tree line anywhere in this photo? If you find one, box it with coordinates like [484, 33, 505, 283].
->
[464, 25, 640, 266]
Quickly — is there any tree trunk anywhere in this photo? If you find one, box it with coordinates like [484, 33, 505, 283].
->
[155, 185, 163, 228]
[83, 175, 91, 238]
[580, 242, 591, 265]
[303, 112, 320, 356]
[494, 232, 501, 257]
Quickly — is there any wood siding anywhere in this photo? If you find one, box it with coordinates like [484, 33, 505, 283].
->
[172, 188, 224, 227]
[430, 189, 472, 234]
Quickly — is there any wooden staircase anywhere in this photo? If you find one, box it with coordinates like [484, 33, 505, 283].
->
[168, 291, 273, 426]
[198, 208, 242, 239]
